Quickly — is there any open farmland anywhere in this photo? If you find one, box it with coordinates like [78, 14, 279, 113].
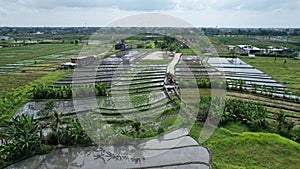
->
[0, 44, 82, 95]
[1, 28, 300, 169]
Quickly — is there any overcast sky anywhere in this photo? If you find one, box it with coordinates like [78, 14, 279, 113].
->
[0, 0, 299, 27]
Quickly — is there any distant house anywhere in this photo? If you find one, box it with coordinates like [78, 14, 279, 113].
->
[237, 45, 261, 56]
[61, 62, 78, 69]
[34, 32, 44, 35]
[263, 46, 293, 55]
[146, 35, 159, 40]
[71, 56, 96, 67]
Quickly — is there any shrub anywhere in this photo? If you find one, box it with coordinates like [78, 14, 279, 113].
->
[197, 97, 268, 131]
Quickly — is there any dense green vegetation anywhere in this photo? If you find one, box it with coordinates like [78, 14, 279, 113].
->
[131, 34, 196, 55]
[0, 114, 93, 168]
[196, 97, 268, 131]
[32, 82, 109, 99]
[0, 70, 72, 124]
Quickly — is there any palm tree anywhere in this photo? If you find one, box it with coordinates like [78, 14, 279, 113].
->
[131, 121, 142, 135]
[48, 110, 63, 145]
[5, 115, 40, 156]
[285, 119, 295, 137]
[276, 111, 286, 132]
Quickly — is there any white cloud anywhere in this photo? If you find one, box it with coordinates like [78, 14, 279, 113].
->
[11, 0, 176, 11]
[0, 5, 10, 15]
[173, 0, 300, 11]
[0, 0, 299, 27]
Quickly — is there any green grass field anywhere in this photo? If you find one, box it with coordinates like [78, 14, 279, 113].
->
[241, 57, 300, 93]
[0, 44, 82, 95]
[0, 44, 81, 66]
[191, 122, 300, 169]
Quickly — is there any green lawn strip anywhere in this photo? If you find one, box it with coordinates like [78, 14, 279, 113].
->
[208, 133, 300, 169]
[190, 122, 300, 169]
[241, 57, 300, 93]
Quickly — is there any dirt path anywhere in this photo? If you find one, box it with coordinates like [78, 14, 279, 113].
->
[167, 53, 182, 75]
[141, 51, 167, 60]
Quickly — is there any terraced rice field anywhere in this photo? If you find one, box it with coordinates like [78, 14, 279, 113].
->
[13, 50, 212, 168]
[208, 58, 290, 95]
[54, 51, 172, 127]
[12, 49, 300, 169]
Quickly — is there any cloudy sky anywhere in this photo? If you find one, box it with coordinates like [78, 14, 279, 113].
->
[0, 0, 299, 27]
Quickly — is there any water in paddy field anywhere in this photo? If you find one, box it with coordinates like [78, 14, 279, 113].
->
[208, 57, 299, 99]
[14, 99, 99, 119]
[5, 128, 210, 169]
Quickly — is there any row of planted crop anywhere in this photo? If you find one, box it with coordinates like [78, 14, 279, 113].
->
[32, 82, 110, 99]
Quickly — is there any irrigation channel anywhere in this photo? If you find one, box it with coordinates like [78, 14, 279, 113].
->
[11, 50, 212, 169]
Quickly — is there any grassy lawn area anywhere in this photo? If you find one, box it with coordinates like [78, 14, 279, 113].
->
[241, 57, 300, 93]
[190, 122, 300, 169]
